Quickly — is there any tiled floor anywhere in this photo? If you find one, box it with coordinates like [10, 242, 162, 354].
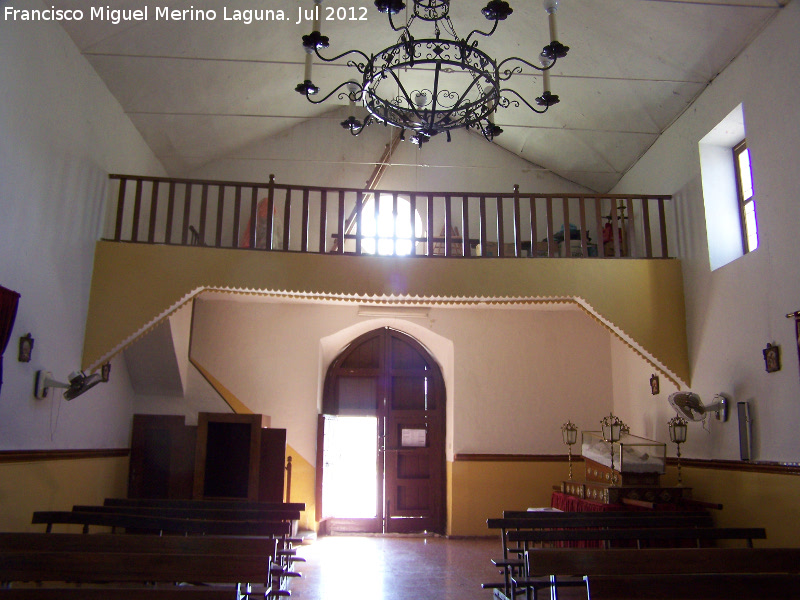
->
[289, 535, 502, 600]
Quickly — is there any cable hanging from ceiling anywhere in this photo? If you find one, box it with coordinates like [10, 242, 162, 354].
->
[295, 0, 569, 147]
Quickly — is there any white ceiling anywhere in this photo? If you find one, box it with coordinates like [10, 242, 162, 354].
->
[55, 0, 787, 192]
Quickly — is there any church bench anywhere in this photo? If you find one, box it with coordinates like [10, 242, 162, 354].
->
[0, 550, 272, 594]
[484, 512, 715, 598]
[512, 547, 800, 600]
[30, 513, 299, 591]
[31, 511, 292, 537]
[103, 498, 305, 512]
[0, 532, 277, 556]
[66, 506, 304, 570]
[72, 505, 301, 525]
[507, 526, 767, 549]
[0, 588, 248, 599]
[0, 532, 286, 598]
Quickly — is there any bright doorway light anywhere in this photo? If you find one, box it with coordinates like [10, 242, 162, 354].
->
[321, 415, 378, 518]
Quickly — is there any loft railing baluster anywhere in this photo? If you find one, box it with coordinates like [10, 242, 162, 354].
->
[461, 196, 470, 257]
[301, 188, 310, 253]
[562, 196, 571, 258]
[198, 183, 209, 245]
[513, 186, 522, 258]
[232, 185, 242, 249]
[336, 190, 345, 254]
[496, 196, 505, 257]
[248, 186, 258, 249]
[355, 190, 363, 255]
[530, 195, 538, 258]
[626, 197, 635, 258]
[181, 183, 192, 245]
[282, 188, 291, 251]
[444, 195, 452, 257]
[215, 185, 225, 248]
[545, 196, 554, 257]
[594, 197, 604, 259]
[410, 194, 418, 256]
[641, 197, 653, 258]
[392, 192, 399, 256]
[579, 196, 588, 257]
[319, 190, 328, 254]
[114, 177, 127, 242]
[425, 194, 436, 256]
[658, 197, 669, 257]
[148, 180, 159, 244]
[266, 175, 275, 250]
[610, 198, 621, 257]
[479, 196, 487, 257]
[165, 181, 176, 245]
[131, 179, 143, 243]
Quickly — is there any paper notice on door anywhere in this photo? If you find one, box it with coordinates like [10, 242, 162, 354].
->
[401, 428, 427, 448]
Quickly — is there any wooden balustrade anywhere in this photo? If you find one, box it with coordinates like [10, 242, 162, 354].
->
[107, 174, 673, 259]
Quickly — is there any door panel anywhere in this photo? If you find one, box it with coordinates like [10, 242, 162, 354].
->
[320, 327, 445, 534]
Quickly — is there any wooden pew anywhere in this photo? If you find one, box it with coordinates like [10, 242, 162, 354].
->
[31, 511, 291, 537]
[103, 498, 306, 512]
[507, 526, 767, 549]
[69, 506, 305, 571]
[0, 531, 277, 555]
[515, 547, 800, 600]
[72, 505, 301, 524]
[484, 512, 715, 599]
[0, 551, 270, 595]
[0, 533, 284, 600]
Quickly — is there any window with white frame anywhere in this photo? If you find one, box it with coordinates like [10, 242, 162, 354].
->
[733, 139, 758, 253]
[699, 104, 758, 271]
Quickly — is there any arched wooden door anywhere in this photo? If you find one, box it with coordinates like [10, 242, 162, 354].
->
[318, 327, 446, 534]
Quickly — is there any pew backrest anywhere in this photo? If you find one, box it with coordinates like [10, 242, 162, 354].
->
[31, 511, 291, 536]
[72, 504, 301, 522]
[0, 532, 277, 557]
[104, 497, 305, 512]
[507, 526, 766, 548]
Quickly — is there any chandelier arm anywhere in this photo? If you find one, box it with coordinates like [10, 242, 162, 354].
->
[463, 18, 500, 47]
[499, 88, 549, 114]
[387, 9, 413, 36]
[497, 55, 556, 76]
[314, 47, 371, 68]
[306, 80, 364, 105]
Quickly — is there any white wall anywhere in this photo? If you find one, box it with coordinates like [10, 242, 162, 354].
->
[188, 298, 615, 464]
[612, 2, 800, 462]
[0, 0, 166, 450]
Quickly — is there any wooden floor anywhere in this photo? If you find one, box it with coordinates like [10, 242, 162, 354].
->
[289, 535, 586, 600]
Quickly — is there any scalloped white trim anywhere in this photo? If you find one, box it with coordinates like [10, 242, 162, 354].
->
[86, 286, 686, 388]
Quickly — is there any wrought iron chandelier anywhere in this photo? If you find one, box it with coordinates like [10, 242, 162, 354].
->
[295, 0, 569, 146]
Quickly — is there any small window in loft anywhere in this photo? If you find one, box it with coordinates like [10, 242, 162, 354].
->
[733, 140, 758, 253]
[361, 194, 423, 256]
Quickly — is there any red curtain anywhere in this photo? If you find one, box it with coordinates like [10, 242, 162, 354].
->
[0, 285, 21, 394]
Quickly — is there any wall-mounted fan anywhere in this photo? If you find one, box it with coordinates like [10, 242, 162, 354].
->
[35, 370, 103, 400]
[668, 391, 729, 422]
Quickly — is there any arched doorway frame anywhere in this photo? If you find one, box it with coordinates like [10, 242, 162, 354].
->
[317, 320, 453, 534]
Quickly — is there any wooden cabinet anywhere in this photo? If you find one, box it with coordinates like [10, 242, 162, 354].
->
[128, 412, 285, 502]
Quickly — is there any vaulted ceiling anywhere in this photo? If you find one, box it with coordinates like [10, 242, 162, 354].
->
[55, 0, 787, 192]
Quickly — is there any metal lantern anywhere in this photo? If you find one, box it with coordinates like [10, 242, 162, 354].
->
[561, 421, 578, 480]
[668, 415, 688, 485]
[600, 414, 625, 485]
